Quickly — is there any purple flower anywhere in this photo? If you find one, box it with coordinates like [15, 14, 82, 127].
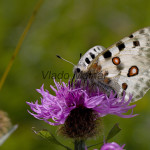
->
[85, 142, 125, 150]
[100, 142, 125, 150]
[27, 80, 137, 126]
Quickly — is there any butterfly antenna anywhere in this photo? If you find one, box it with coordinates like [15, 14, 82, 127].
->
[56, 55, 76, 85]
[56, 55, 75, 66]
[80, 53, 82, 58]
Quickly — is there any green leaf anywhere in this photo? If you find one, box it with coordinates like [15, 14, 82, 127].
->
[106, 123, 121, 142]
[32, 127, 72, 150]
[87, 142, 103, 148]
[87, 123, 121, 149]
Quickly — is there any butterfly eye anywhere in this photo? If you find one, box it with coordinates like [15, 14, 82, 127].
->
[76, 68, 81, 73]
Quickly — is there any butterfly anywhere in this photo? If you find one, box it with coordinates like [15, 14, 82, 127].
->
[73, 27, 150, 102]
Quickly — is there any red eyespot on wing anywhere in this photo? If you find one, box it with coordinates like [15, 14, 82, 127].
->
[127, 66, 139, 77]
[112, 57, 120, 65]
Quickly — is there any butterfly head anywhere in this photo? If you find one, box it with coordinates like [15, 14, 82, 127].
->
[73, 65, 85, 76]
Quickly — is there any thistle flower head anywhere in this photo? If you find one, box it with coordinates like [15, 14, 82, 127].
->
[27, 80, 137, 139]
[100, 142, 125, 150]
[0, 111, 12, 138]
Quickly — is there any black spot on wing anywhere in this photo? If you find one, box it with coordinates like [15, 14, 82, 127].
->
[116, 41, 125, 51]
[93, 48, 97, 52]
[129, 34, 134, 38]
[89, 52, 95, 59]
[85, 58, 90, 64]
[103, 50, 112, 58]
[97, 47, 100, 50]
[133, 40, 140, 47]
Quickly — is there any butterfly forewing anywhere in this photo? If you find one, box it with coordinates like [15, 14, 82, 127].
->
[75, 27, 150, 102]
[86, 27, 150, 102]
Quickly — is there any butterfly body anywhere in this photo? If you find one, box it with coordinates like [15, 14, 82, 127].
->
[73, 27, 150, 102]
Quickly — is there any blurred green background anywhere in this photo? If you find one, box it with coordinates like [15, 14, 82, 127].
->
[0, 0, 150, 149]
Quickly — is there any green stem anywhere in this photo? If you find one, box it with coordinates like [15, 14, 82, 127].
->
[0, 0, 44, 90]
[74, 140, 85, 150]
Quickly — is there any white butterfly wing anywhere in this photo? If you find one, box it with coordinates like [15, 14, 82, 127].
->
[96, 27, 150, 102]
